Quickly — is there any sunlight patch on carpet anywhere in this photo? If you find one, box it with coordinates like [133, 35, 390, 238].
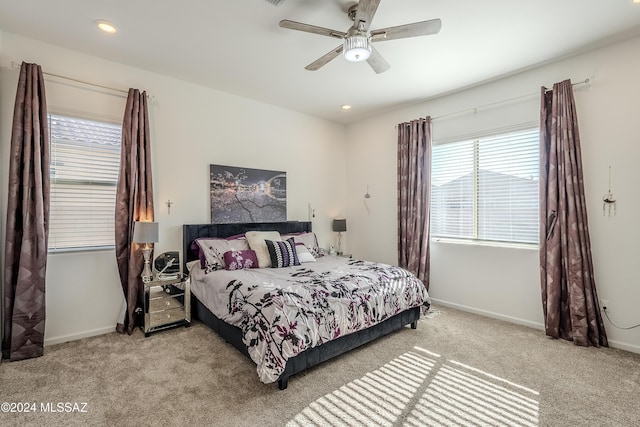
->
[287, 350, 437, 427]
[423, 307, 445, 320]
[287, 347, 539, 427]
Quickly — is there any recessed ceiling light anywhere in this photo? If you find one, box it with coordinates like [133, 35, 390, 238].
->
[341, 105, 352, 110]
[96, 20, 117, 34]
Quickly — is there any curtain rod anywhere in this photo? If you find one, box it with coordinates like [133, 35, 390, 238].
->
[10, 61, 154, 100]
[431, 77, 592, 122]
[542, 77, 592, 92]
[398, 76, 593, 126]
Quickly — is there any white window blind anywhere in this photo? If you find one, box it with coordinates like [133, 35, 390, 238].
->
[48, 114, 122, 251]
[431, 128, 539, 244]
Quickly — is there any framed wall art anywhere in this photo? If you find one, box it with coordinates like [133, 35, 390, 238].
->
[210, 164, 287, 223]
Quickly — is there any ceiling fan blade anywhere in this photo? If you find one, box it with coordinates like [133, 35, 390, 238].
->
[367, 46, 390, 74]
[279, 20, 346, 39]
[370, 19, 442, 42]
[354, 0, 381, 32]
[305, 45, 344, 71]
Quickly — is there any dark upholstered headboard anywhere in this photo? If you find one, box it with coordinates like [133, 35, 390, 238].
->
[182, 221, 312, 271]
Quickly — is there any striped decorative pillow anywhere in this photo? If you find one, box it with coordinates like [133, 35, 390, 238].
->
[265, 237, 300, 268]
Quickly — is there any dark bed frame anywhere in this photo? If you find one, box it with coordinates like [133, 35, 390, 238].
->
[183, 221, 421, 390]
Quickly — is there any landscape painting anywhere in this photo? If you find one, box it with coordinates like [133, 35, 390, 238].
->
[210, 164, 287, 223]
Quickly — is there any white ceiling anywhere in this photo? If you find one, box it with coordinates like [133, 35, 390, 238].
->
[1, 0, 639, 124]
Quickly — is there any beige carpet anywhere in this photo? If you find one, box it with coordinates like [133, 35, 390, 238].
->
[1, 305, 639, 427]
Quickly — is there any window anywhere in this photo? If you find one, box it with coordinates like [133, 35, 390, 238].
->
[430, 128, 539, 245]
[48, 114, 122, 251]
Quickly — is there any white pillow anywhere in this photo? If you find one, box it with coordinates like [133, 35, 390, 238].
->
[295, 243, 316, 263]
[245, 231, 281, 268]
[186, 259, 199, 272]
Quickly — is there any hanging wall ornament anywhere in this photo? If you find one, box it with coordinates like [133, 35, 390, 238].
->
[364, 185, 371, 215]
[602, 166, 616, 216]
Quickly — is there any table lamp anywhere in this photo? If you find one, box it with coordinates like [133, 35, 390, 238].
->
[332, 218, 347, 256]
[133, 221, 158, 283]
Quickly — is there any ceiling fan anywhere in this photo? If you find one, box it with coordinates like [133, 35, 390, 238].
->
[279, 0, 442, 74]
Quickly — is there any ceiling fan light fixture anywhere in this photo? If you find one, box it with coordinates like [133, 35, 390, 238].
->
[343, 34, 371, 62]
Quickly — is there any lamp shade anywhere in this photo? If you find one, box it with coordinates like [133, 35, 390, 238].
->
[132, 221, 159, 244]
[332, 218, 347, 233]
[343, 34, 371, 62]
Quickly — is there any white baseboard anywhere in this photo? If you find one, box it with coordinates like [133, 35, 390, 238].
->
[430, 298, 545, 331]
[605, 339, 640, 354]
[45, 326, 115, 346]
[42, 301, 640, 355]
[430, 298, 640, 355]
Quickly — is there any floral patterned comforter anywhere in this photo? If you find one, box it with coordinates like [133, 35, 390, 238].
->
[190, 256, 430, 384]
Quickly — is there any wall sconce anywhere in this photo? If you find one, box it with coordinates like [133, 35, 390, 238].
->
[132, 221, 158, 283]
[332, 218, 347, 255]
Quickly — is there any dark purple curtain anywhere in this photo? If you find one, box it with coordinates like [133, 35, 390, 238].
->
[540, 79, 607, 347]
[3, 62, 49, 361]
[115, 89, 154, 335]
[397, 117, 431, 288]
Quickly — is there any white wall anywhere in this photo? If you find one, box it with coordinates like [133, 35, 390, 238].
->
[3, 28, 639, 355]
[346, 35, 640, 353]
[0, 32, 347, 345]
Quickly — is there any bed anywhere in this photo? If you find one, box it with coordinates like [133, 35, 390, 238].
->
[183, 221, 430, 390]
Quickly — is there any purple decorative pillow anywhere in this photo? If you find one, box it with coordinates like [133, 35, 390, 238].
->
[191, 241, 206, 268]
[223, 250, 259, 271]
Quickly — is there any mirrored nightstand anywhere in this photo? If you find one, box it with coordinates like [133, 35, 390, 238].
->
[142, 274, 190, 337]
